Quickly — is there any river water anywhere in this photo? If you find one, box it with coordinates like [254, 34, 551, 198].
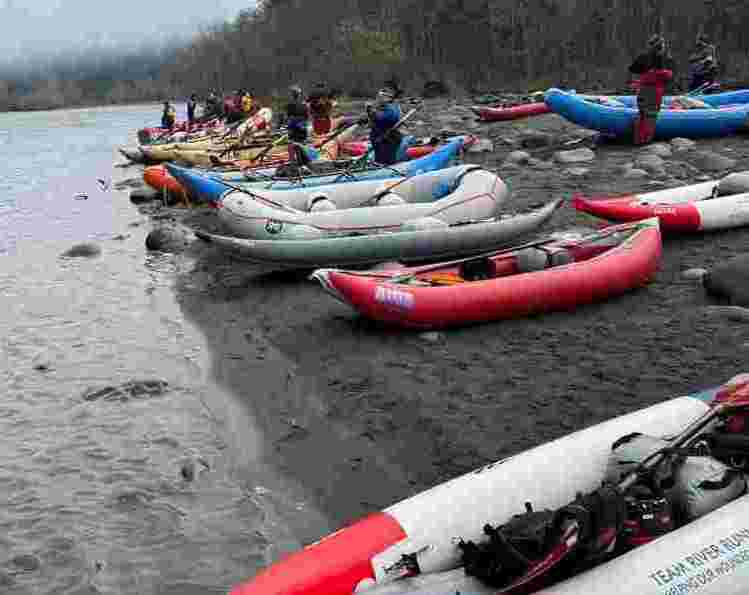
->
[0, 104, 320, 594]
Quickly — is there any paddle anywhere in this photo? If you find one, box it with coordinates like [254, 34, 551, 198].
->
[248, 133, 290, 165]
[493, 376, 749, 595]
[377, 219, 627, 283]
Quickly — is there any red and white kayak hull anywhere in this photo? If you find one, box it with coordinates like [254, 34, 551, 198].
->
[230, 388, 721, 595]
[573, 180, 749, 232]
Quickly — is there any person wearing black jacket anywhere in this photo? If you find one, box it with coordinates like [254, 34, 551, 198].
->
[628, 35, 674, 145]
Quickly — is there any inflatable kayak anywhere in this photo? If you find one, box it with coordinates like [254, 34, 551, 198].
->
[572, 172, 749, 232]
[471, 102, 552, 122]
[312, 218, 661, 329]
[194, 199, 560, 270]
[228, 374, 749, 595]
[165, 137, 468, 205]
[545, 88, 749, 140]
[213, 165, 507, 240]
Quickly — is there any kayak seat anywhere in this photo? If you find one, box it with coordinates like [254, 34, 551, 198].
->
[460, 257, 495, 281]
[546, 247, 573, 267]
[514, 248, 549, 273]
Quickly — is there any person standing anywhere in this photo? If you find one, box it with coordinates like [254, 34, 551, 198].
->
[186, 94, 197, 127]
[361, 87, 404, 165]
[161, 101, 176, 130]
[307, 82, 336, 136]
[628, 34, 674, 145]
[285, 85, 311, 165]
[688, 34, 719, 92]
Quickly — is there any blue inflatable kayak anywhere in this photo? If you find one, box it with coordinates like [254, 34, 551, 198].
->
[545, 88, 749, 140]
[166, 136, 468, 205]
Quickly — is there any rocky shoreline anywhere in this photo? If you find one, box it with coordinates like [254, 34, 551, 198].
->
[120, 98, 749, 538]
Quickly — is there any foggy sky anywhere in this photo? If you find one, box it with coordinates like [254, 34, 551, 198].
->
[0, 0, 255, 64]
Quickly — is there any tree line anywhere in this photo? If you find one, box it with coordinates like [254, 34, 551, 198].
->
[3, 0, 749, 111]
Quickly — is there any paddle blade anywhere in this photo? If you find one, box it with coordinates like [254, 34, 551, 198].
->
[715, 374, 749, 408]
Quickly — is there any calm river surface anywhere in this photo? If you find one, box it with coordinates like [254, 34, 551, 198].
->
[0, 104, 321, 595]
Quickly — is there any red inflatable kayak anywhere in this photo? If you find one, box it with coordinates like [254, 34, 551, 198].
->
[572, 178, 749, 233]
[472, 102, 552, 121]
[312, 218, 661, 329]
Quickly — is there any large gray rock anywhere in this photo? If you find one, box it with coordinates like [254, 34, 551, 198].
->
[145, 226, 193, 253]
[717, 171, 749, 196]
[130, 187, 160, 204]
[704, 254, 749, 307]
[554, 148, 595, 164]
[518, 129, 554, 149]
[466, 138, 494, 153]
[691, 151, 737, 172]
[634, 154, 665, 174]
[61, 243, 101, 258]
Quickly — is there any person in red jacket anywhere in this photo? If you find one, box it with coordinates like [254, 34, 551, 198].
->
[628, 34, 674, 145]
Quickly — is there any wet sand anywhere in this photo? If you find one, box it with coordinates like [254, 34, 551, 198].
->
[137, 101, 749, 552]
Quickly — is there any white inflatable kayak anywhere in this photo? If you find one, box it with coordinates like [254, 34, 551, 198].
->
[229, 376, 749, 595]
[215, 166, 508, 240]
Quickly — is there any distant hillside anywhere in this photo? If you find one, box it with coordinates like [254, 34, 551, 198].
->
[4, 0, 749, 111]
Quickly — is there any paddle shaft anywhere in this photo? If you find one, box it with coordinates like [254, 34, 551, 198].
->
[384, 222, 626, 282]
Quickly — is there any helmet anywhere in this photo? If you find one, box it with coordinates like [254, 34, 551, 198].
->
[605, 433, 669, 484]
[377, 88, 395, 102]
[289, 85, 303, 97]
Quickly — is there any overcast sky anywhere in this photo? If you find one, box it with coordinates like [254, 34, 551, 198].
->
[0, 0, 255, 63]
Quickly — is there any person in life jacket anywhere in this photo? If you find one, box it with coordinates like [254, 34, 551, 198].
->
[203, 91, 220, 120]
[161, 101, 176, 129]
[688, 34, 719, 92]
[628, 34, 674, 145]
[186, 94, 197, 127]
[360, 87, 407, 166]
[286, 85, 312, 166]
[307, 82, 337, 136]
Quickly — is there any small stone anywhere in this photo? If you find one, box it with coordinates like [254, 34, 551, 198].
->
[691, 151, 737, 172]
[670, 137, 697, 152]
[61, 243, 101, 258]
[504, 150, 531, 165]
[554, 148, 595, 164]
[641, 143, 672, 158]
[634, 154, 664, 173]
[682, 268, 708, 280]
[419, 331, 443, 343]
[518, 130, 554, 149]
[623, 168, 648, 179]
[12, 554, 40, 572]
[564, 167, 589, 177]
[702, 306, 749, 323]
[466, 138, 494, 153]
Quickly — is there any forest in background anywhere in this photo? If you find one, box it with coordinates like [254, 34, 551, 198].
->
[2, 0, 749, 111]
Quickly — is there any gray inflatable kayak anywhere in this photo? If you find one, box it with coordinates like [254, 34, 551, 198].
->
[195, 199, 562, 270]
[216, 166, 509, 240]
